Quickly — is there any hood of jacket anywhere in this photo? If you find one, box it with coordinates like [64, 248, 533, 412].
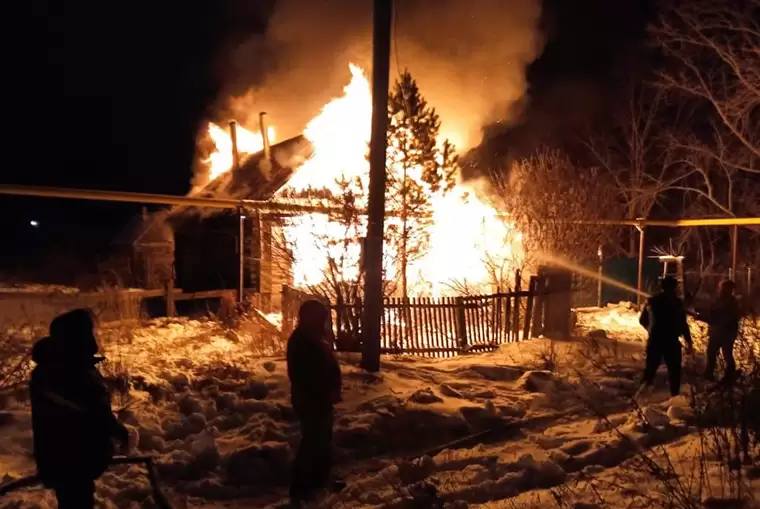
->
[31, 335, 104, 368]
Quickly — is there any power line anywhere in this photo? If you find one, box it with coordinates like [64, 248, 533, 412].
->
[393, 0, 403, 77]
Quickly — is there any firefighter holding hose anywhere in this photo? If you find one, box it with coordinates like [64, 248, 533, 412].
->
[637, 276, 694, 399]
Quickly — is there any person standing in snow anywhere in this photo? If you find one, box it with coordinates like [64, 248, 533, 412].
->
[30, 309, 129, 509]
[696, 279, 741, 383]
[637, 276, 693, 398]
[287, 300, 342, 507]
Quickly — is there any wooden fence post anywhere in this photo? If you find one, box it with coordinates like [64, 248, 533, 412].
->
[355, 296, 364, 345]
[512, 270, 522, 341]
[281, 285, 290, 342]
[335, 295, 344, 349]
[455, 297, 467, 351]
[164, 279, 175, 317]
[532, 275, 545, 337]
[540, 267, 573, 338]
[523, 276, 538, 340]
[504, 291, 512, 342]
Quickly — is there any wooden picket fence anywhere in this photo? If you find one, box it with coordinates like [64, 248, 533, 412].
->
[281, 270, 547, 358]
[338, 277, 541, 357]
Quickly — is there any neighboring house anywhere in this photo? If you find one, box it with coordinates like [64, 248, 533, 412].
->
[111, 208, 174, 290]
[118, 134, 313, 313]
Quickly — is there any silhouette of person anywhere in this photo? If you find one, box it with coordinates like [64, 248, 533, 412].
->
[287, 300, 342, 508]
[698, 279, 741, 383]
[30, 309, 129, 509]
[637, 276, 693, 398]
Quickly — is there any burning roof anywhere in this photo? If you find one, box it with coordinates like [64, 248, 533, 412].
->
[170, 134, 313, 220]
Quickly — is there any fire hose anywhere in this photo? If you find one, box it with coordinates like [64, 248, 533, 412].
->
[0, 455, 173, 509]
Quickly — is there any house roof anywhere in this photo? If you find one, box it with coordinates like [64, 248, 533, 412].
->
[114, 134, 313, 247]
[169, 134, 313, 221]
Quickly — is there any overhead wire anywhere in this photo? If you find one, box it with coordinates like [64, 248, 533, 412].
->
[393, 0, 403, 78]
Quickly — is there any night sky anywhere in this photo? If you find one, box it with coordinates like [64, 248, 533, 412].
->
[2, 0, 654, 278]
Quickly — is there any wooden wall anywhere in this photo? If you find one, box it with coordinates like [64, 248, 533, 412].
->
[172, 211, 293, 312]
[174, 214, 240, 292]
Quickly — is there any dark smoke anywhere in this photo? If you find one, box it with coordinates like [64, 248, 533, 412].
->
[214, 0, 544, 150]
[466, 0, 658, 176]
[464, 79, 607, 177]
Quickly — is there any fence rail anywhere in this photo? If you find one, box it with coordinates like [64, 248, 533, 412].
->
[281, 270, 548, 358]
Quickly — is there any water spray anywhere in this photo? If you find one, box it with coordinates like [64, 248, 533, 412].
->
[536, 252, 651, 300]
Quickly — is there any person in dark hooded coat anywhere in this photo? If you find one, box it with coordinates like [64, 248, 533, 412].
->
[286, 299, 342, 507]
[637, 276, 693, 398]
[30, 308, 129, 509]
[697, 279, 741, 383]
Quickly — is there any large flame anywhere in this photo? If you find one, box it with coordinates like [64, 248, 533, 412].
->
[205, 64, 524, 297]
[285, 64, 373, 194]
[205, 123, 277, 181]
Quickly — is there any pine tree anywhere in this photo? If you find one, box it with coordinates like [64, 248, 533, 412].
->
[385, 71, 458, 298]
[278, 176, 366, 305]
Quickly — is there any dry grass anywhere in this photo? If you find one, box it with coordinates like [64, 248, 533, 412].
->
[0, 301, 50, 408]
[0, 331, 34, 403]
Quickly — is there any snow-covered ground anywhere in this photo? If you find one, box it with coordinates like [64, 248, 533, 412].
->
[575, 302, 647, 343]
[1, 307, 758, 508]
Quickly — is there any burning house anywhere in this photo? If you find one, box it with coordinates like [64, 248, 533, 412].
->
[167, 132, 313, 313]
[116, 122, 313, 316]
[107, 63, 549, 355]
[121, 63, 525, 322]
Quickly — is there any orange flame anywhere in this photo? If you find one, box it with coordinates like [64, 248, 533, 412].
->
[205, 123, 276, 181]
[204, 64, 524, 297]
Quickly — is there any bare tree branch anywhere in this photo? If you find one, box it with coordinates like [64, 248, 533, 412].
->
[581, 82, 686, 255]
[650, 0, 760, 163]
[489, 148, 622, 268]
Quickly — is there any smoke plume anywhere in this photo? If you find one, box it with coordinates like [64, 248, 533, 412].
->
[215, 0, 544, 151]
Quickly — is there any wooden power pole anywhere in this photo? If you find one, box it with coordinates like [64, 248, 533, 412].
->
[361, 0, 393, 373]
[636, 221, 646, 307]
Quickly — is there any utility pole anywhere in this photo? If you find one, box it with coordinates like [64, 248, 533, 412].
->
[361, 0, 393, 373]
[597, 245, 603, 308]
[730, 224, 738, 281]
[230, 120, 245, 304]
[636, 220, 646, 308]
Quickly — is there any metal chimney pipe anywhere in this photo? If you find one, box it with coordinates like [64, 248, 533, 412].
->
[259, 112, 271, 162]
[229, 120, 240, 171]
[258, 112, 273, 179]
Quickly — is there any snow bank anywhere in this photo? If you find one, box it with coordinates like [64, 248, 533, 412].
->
[575, 300, 760, 363]
[574, 302, 646, 343]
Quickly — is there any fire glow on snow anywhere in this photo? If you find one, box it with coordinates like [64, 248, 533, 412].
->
[205, 64, 524, 297]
